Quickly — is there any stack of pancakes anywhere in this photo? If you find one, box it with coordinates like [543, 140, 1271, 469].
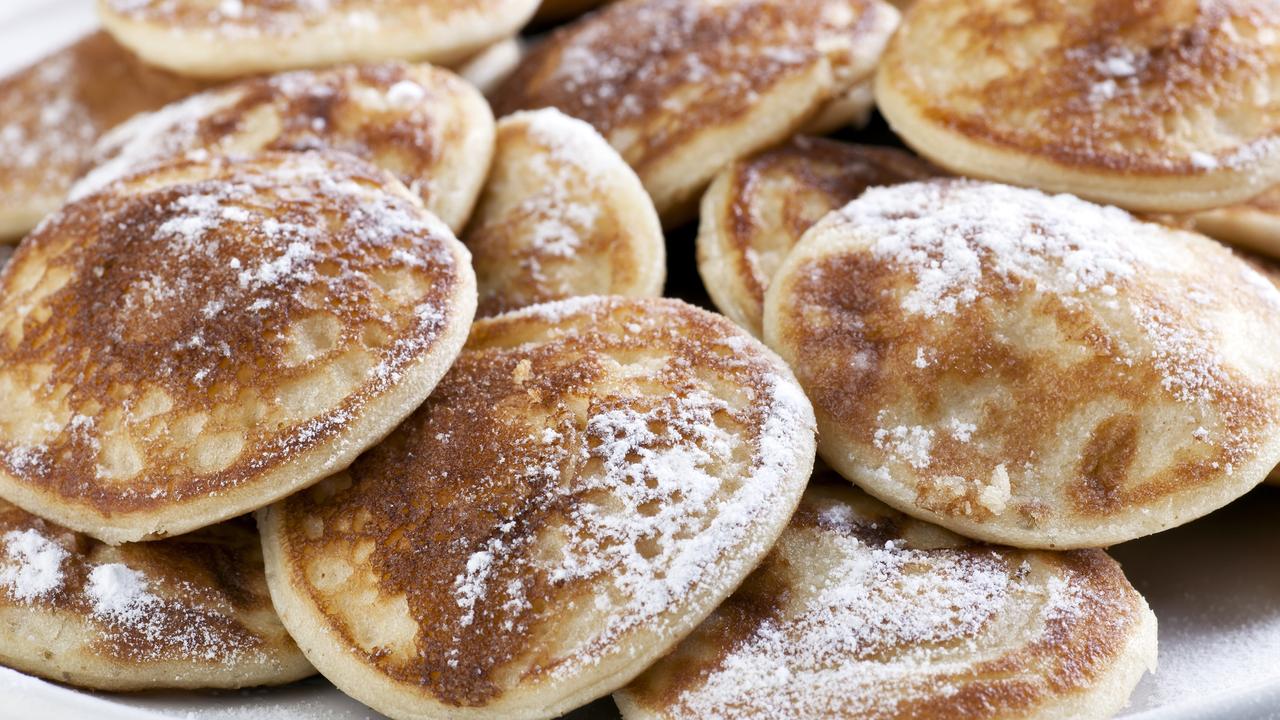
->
[1, 0, 1278, 717]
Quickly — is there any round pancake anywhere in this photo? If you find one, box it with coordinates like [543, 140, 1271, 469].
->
[97, 0, 542, 78]
[0, 32, 207, 243]
[0, 152, 477, 544]
[1191, 186, 1280, 260]
[466, 109, 665, 317]
[876, 0, 1280, 213]
[454, 38, 526, 98]
[493, 0, 901, 225]
[74, 62, 494, 233]
[697, 138, 936, 336]
[259, 296, 817, 720]
[764, 179, 1280, 549]
[615, 476, 1158, 720]
[1234, 250, 1280, 488]
[0, 499, 312, 691]
[801, 79, 876, 136]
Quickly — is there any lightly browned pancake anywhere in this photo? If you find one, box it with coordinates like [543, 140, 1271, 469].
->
[259, 296, 817, 720]
[97, 0, 542, 78]
[764, 179, 1280, 549]
[0, 152, 477, 544]
[75, 62, 495, 233]
[876, 0, 1280, 213]
[0, 32, 206, 243]
[466, 109, 665, 317]
[1191, 186, 1280, 261]
[697, 137, 937, 336]
[494, 0, 901, 226]
[0, 499, 312, 690]
[616, 475, 1157, 720]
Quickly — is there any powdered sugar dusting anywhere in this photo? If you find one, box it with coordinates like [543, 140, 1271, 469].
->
[0, 529, 68, 602]
[661, 507, 1116, 718]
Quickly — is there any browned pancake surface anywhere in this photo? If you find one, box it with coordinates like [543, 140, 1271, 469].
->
[617, 478, 1156, 719]
[0, 32, 206, 240]
[0, 152, 474, 542]
[77, 62, 494, 231]
[263, 296, 816, 718]
[0, 499, 311, 689]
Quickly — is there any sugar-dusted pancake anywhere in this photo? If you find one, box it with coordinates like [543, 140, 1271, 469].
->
[697, 138, 936, 336]
[616, 476, 1157, 720]
[466, 109, 665, 317]
[97, 0, 541, 79]
[0, 152, 476, 544]
[259, 296, 817, 720]
[494, 0, 901, 225]
[0, 499, 312, 690]
[1191, 186, 1280, 260]
[74, 62, 494, 233]
[876, 0, 1280, 213]
[0, 32, 206, 243]
[764, 179, 1280, 549]
[454, 38, 526, 98]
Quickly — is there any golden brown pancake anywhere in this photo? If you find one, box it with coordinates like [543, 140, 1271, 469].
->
[697, 138, 937, 336]
[764, 179, 1280, 549]
[0, 32, 206, 243]
[494, 0, 901, 225]
[466, 109, 665, 317]
[0, 499, 312, 691]
[97, 0, 542, 78]
[0, 152, 476, 544]
[454, 38, 527, 98]
[616, 476, 1158, 720]
[876, 0, 1280, 213]
[75, 62, 494, 233]
[1191, 186, 1280, 260]
[259, 296, 817, 720]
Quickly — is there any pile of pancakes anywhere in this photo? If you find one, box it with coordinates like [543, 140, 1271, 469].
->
[1, 0, 1278, 717]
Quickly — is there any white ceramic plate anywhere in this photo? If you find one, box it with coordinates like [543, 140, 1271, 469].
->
[2, 2, 1280, 718]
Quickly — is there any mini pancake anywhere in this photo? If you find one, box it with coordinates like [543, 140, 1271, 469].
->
[75, 62, 494, 233]
[1235, 250, 1280, 488]
[0, 32, 206, 243]
[764, 179, 1280, 549]
[616, 476, 1157, 720]
[1191, 186, 1280, 260]
[494, 0, 901, 225]
[97, 0, 542, 78]
[454, 38, 527, 98]
[466, 109, 665, 317]
[0, 152, 477, 544]
[697, 138, 936, 336]
[0, 499, 312, 691]
[801, 79, 876, 136]
[876, 0, 1280, 213]
[259, 296, 817, 720]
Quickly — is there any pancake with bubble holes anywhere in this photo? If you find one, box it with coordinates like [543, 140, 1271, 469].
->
[0, 151, 477, 544]
[465, 109, 665, 318]
[493, 0, 901, 226]
[875, 0, 1280, 214]
[97, 0, 541, 79]
[0, 31, 207, 243]
[74, 62, 494, 234]
[697, 137, 937, 336]
[764, 179, 1280, 549]
[615, 474, 1157, 720]
[0, 499, 313, 690]
[258, 295, 817, 720]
